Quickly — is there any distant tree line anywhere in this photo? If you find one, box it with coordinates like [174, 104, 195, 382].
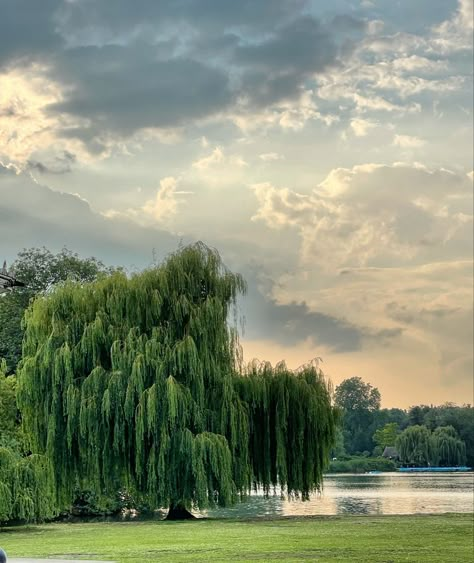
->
[333, 376, 473, 468]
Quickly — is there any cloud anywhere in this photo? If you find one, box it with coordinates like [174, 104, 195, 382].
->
[331, 262, 473, 385]
[393, 134, 426, 148]
[235, 16, 337, 75]
[26, 151, 76, 175]
[0, 0, 471, 164]
[0, 66, 72, 164]
[0, 0, 62, 69]
[56, 0, 305, 38]
[252, 163, 473, 269]
[48, 47, 233, 135]
[250, 162, 473, 387]
[314, 0, 471, 133]
[232, 89, 339, 132]
[141, 177, 189, 222]
[0, 163, 179, 266]
[238, 266, 402, 355]
[433, 0, 474, 52]
[192, 147, 224, 170]
[244, 295, 400, 353]
[104, 176, 193, 226]
[0, 1, 367, 156]
[259, 153, 284, 162]
[350, 118, 377, 137]
[192, 147, 248, 172]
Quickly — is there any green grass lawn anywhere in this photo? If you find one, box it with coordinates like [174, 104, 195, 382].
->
[1, 514, 472, 562]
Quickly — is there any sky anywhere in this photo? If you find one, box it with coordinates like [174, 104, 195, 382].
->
[0, 0, 472, 408]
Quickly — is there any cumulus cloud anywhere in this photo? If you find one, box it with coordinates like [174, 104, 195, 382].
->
[192, 148, 224, 170]
[252, 163, 473, 270]
[251, 163, 473, 390]
[350, 118, 377, 136]
[104, 177, 193, 225]
[192, 147, 248, 171]
[0, 66, 72, 164]
[141, 177, 188, 222]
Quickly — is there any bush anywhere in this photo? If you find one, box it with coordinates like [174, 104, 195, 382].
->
[327, 456, 396, 473]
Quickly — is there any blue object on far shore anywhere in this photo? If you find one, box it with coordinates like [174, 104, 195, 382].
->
[0, 547, 7, 563]
[398, 466, 472, 472]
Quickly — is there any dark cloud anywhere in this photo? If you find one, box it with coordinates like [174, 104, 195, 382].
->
[247, 298, 365, 352]
[241, 275, 402, 354]
[1, 1, 364, 151]
[233, 16, 345, 107]
[57, 0, 307, 34]
[235, 17, 336, 74]
[47, 46, 232, 135]
[0, 0, 63, 68]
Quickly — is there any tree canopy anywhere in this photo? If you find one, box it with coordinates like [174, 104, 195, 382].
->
[334, 376, 381, 454]
[0, 247, 112, 373]
[373, 422, 399, 450]
[0, 360, 56, 523]
[17, 244, 337, 517]
[334, 377, 381, 412]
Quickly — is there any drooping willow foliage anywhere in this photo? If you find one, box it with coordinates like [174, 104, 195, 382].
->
[0, 448, 56, 523]
[396, 425, 434, 466]
[235, 360, 337, 500]
[396, 424, 467, 467]
[0, 359, 56, 523]
[431, 426, 466, 467]
[17, 244, 337, 512]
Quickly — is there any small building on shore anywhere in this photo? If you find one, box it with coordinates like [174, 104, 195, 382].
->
[382, 446, 399, 460]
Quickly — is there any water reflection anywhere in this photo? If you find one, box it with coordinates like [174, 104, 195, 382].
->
[63, 473, 474, 522]
[206, 473, 474, 518]
[335, 496, 382, 515]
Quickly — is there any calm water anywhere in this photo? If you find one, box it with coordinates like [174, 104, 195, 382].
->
[68, 472, 473, 522]
[203, 473, 474, 518]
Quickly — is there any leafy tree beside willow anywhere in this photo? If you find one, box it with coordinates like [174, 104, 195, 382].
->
[18, 244, 337, 519]
[334, 377, 381, 454]
[0, 247, 113, 373]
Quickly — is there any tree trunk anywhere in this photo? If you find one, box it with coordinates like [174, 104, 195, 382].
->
[166, 504, 196, 520]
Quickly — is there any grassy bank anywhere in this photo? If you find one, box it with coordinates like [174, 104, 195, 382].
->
[1, 514, 472, 562]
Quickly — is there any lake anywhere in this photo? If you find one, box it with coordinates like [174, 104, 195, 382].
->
[204, 472, 474, 518]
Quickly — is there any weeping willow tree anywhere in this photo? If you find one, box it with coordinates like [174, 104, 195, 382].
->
[397, 424, 467, 468]
[431, 426, 466, 467]
[397, 425, 435, 467]
[18, 244, 337, 518]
